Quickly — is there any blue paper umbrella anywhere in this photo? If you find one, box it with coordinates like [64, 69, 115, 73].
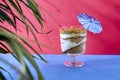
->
[77, 13, 103, 33]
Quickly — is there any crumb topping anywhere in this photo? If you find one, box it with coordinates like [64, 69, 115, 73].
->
[60, 26, 87, 34]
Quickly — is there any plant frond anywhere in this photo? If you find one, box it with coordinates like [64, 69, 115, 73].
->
[0, 66, 14, 80]
[0, 9, 16, 28]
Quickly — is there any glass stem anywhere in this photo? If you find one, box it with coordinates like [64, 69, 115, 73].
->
[71, 56, 76, 65]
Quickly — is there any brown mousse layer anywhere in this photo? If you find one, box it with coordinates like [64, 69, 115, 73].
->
[63, 42, 85, 54]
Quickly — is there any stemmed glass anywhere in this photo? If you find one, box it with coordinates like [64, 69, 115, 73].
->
[60, 26, 87, 67]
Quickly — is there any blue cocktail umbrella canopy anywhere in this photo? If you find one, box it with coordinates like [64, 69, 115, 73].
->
[77, 13, 103, 33]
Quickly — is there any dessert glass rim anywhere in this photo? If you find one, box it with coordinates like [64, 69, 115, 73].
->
[60, 26, 87, 34]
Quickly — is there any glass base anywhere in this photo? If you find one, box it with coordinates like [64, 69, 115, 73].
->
[64, 61, 84, 67]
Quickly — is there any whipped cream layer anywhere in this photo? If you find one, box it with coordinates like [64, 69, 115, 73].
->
[60, 33, 87, 53]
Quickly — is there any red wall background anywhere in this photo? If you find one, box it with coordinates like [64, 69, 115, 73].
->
[2, 0, 120, 54]
[33, 0, 120, 54]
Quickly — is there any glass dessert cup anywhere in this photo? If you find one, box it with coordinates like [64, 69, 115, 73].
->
[60, 26, 87, 67]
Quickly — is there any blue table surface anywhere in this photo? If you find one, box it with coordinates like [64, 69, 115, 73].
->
[0, 54, 120, 80]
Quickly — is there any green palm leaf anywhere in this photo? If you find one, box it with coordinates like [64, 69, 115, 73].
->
[0, 0, 56, 80]
[0, 41, 11, 53]
[0, 66, 14, 80]
[0, 30, 44, 80]
[0, 9, 15, 28]
[0, 26, 47, 62]
[7, 0, 45, 51]
[0, 71, 6, 80]
[27, 0, 44, 24]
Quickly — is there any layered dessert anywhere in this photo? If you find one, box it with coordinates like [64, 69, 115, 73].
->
[60, 26, 87, 54]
